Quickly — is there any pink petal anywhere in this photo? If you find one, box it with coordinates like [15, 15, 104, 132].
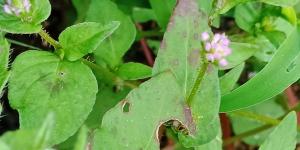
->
[201, 32, 210, 41]
[219, 59, 228, 67]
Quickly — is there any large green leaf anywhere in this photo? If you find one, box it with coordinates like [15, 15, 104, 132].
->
[92, 72, 186, 149]
[0, 36, 10, 95]
[0, 0, 51, 33]
[259, 112, 297, 150]
[220, 27, 300, 112]
[153, 0, 220, 147]
[8, 51, 98, 145]
[59, 22, 120, 61]
[215, 0, 299, 14]
[86, 0, 136, 68]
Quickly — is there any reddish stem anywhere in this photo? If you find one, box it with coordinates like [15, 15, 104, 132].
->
[285, 86, 300, 124]
[220, 113, 234, 150]
[136, 24, 154, 66]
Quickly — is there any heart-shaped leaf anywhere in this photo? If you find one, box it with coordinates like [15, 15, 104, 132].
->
[8, 50, 98, 145]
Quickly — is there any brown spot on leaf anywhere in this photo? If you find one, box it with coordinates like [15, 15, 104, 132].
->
[184, 106, 196, 134]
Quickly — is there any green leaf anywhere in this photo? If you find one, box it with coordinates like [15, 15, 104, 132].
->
[195, 126, 222, 150]
[234, 2, 262, 33]
[86, 0, 136, 68]
[0, 0, 51, 33]
[116, 62, 152, 80]
[71, 0, 91, 22]
[8, 50, 98, 145]
[259, 112, 297, 150]
[59, 22, 120, 61]
[220, 27, 300, 112]
[149, 0, 176, 30]
[0, 37, 10, 95]
[220, 41, 258, 70]
[220, 63, 244, 95]
[132, 7, 156, 23]
[93, 72, 186, 149]
[153, 0, 220, 147]
[230, 97, 286, 145]
[0, 113, 54, 150]
[215, 0, 299, 14]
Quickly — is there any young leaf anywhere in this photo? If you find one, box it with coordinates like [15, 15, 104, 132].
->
[259, 112, 297, 150]
[8, 51, 98, 145]
[149, 0, 176, 30]
[116, 62, 152, 80]
[59, 22, 120, 61]
[0, 37, 10, 95]
[0, 0, 51, 33]
[153, 0, 220, 146]
[86, 0, 136, 68]
[220, 27, 300, 112]
[220, 63, 244, 95]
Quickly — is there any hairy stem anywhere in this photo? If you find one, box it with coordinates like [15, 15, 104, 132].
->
[38, 30, 61, 49]
[186, 62, 209, 105]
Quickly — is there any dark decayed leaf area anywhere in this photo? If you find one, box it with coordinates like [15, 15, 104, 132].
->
[0, 0, 300, 150]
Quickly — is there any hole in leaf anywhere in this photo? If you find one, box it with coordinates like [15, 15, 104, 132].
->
[59, 72, 65, 77]
[122, 101, 130, 113]
[266, 51, 274, 55]
[157, 120, 189, 149]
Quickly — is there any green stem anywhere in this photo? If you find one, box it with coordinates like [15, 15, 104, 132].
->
[232, 111, 280, 125]
[38, 30, 61, 49]
[223, 124, 272, 146]
[7, 39, 43, 50]
[224, 104, 300, 145]
[186, 62, 209, 106]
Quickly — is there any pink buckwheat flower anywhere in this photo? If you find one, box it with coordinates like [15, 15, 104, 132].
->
[200, 32, 231, 67]
[2, 0, 31, 16]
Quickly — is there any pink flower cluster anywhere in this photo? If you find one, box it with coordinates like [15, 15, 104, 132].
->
[201, 32, 231, 67]
[3, 0, 31, 16]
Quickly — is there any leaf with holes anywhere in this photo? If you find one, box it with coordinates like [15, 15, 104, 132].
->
[220, 27, 300, 112]
[152, 0, 220, 147]
[93, 72, 187, 149]
[0, 37, 10, 96]
[0, 0, 51, 33]
[59, 22, 120, 61]
[259, 112, 297, 150]
[86, 0, 136, 68]
[8, 50, 98, 145]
